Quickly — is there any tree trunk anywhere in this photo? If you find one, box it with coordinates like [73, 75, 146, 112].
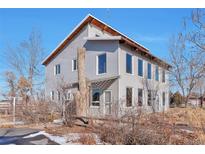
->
[74, 48, 90, 118]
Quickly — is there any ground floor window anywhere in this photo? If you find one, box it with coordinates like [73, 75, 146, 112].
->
[92, 89, 101, 106]
[162, 92, 166, 106]
[65, 91, 72, 101]
[57, 91, 60, 101]
[126, 87, 132, 107]
[148, 90, 152, 106]
[138, 88, 143, 106]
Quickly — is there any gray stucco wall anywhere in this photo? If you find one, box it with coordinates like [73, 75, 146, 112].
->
[118, 43, 169, 115]
[44, 21, 170, 118]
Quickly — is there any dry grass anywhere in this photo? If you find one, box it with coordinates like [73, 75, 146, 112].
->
[96, 107, 205, 145]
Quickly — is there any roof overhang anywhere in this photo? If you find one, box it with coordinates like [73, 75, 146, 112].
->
[42, 14, 172, 69]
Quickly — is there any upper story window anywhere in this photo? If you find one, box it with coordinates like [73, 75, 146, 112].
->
[155, 65, 159, 81]
[126, 53, 132, 74]
[72, 59, 77, 71]
[138, 59, 143, 77]
[55, 64, 60, 75]
[97, 53, 107, 74]
[147, 63, 152, 79]
[162, 70, 166, 83]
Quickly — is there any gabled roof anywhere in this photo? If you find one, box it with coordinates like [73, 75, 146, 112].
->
[42, 14, 171, 69]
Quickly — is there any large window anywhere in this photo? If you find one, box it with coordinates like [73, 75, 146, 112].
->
[126, 87, 132, 107]
[138, 88, 143, 106]
[147, 63, 152, 79]
[72, 59, 77, 71]
[155, 66, 159, 81]
[126, 53, 132, 74]
[138, 59, 143, 77]
[92, 89, 101, 106]
[162, 70, 165, 83]
[55, 64, 61, 75]
[147, 90, 152, 106]
[98, 54, 107, 74]
[162, 92, 166, 106]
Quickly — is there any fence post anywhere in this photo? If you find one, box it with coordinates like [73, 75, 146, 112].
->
[13, 97, 16, 124]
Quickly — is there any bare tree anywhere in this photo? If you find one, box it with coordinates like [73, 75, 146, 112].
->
[3, 71, 17, 98]
[4, 29, 44, 97]
[169, 34, 205, 106]
[142, 74, 160, 112]
[186, 9, 205, 53]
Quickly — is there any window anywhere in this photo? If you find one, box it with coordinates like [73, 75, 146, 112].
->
[147, 90, 152, 106]
[72, 59, 77, 71]
[55, 64, 60, 75]
[155, 66, 159, 81]
[126, 54, 132, 74]
[97, 54, 106, 74]
[138, 88, 143, 106]
[162, 92, 166, 106]
[51, 91, 54, 101]
[105, 91, 111, 103]
[92, 89, 101, 106]
[126, 87, 132, 107]
[162, 70, 165, 83]
[65, 92, 72, 101]
[138, 59, 143, 77]
[147, 63, 152, 79]
[57, 91, 60, 101]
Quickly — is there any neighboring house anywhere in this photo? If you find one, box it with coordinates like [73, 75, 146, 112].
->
[188, 93, 205, 107]
[42, 14, 171, 118]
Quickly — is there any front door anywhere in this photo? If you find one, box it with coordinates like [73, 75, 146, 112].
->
[104, 90, 112, 115]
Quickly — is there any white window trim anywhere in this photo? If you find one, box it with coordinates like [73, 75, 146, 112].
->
[50, 91, 54, 101]
[91, 88, 101, 107]
[72, 59, 77, 72]
[96, 53, 107, 75]
[104, 90, 112, 103]
[126, 53, 134, 75]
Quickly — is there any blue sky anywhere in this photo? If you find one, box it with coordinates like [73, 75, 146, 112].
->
[0, 8, 193, 94]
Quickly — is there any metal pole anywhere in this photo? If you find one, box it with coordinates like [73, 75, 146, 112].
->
[13, 97, 16, 124]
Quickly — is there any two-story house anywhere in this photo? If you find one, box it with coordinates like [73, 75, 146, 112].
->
[42, 14, 171, 118]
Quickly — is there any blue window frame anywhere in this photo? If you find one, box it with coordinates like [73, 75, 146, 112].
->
[98, 54, 106, 74]
[147, 63, 152, 79]
[138, 59, 143, 77]
[155, 66, 159, 81]
[126, 54, 132, 74]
